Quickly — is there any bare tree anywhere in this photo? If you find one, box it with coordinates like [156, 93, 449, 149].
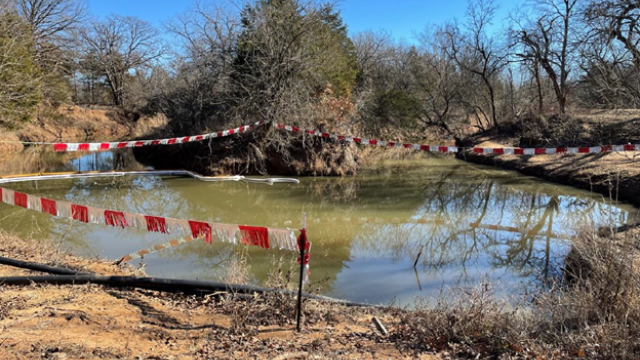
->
[15, 0, 85, 41]
[352, 30, 392, 88]
[444, 0, 507, 127]
[79, 15, 163, 107]
[414, 27, 463, 133]
[14, 0, 85, 66]
[159, 2, 241, 126]
[351, 30, 395, 126]
[166, 1, 240, 92]
[585, 0, 640, 66]
[573, 1, 640, 107]
[513, 0, 579, 114]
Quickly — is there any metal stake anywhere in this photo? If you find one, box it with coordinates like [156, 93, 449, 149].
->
[296, 212, 307, 332]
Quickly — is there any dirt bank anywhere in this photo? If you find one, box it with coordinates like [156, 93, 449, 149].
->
[0, 133, 23, 156]
[0, 105, 168, 156]
[457, 142, 640, 207]
[456, 114, 640, 207]
[134, 124, 358, 176]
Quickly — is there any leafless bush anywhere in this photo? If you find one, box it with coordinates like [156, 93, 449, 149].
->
[218, 253, 251, 285]
[393, 282, 523, 357]
[393, 230, 640, 359]
[218, 255, 336, 333]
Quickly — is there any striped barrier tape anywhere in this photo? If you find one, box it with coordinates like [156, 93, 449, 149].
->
[50, 121, 265, 152]
[275, 124, 640, 155]
[0, 185, 300, 253]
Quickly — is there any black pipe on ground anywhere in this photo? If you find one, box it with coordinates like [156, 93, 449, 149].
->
[0, 274, 382, 308]
[0, 256, 382, 307]
[0, 256, 88, 275]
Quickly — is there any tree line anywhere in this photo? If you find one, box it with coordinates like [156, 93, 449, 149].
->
[1, 0, 639, 135]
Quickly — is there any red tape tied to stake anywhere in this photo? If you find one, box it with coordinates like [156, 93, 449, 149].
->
[0, 185, 302, 254]
[51, 121, 264, 152]
[297, 228, 310, 283]
[276, 124, 640, 156]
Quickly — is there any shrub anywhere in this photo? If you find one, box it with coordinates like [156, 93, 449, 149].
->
[0, 12, 42, 125]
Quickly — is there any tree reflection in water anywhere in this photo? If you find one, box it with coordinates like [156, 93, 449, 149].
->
[0, 151, 636, 304]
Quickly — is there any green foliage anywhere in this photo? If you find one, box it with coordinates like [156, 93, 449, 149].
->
[375, 89, 422, 127]
[233, 0, 357, 115]
[42, 70, 72, 106]
[305, 4, 358, 97]
[0, 12, 42, 124]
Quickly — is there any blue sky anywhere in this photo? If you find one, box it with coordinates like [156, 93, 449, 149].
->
[86, 0, 518, 43]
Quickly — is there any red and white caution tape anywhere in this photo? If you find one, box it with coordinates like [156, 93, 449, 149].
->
[0, 186, 300, 252]
[276, 124, 459, 153]
[469, 144, 640, 155]
[50, 121, 264, 152]
[276, 124, 640, 155]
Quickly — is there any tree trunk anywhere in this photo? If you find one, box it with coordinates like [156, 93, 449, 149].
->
[482, 75, 498, 127]
[534, 59, 543, 113]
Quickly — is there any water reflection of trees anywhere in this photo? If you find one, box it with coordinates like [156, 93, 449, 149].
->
[347, 167, 632, 290]
[0, 147, 146, 177]
[0, 153, 635, 298]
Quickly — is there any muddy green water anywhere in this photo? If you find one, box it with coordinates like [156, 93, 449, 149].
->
[0, 149, 637, 305]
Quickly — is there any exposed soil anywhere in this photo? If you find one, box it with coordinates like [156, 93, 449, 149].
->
[457, 143, 640, 207]
[0, 105, 168, 156]
[134, 124, 359, 176]
[456, 113, 640, 207]
[0, 233, 438, 360]
[0, 132, 23, 156]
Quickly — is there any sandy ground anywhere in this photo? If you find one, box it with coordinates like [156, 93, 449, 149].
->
[458, 141, 640, 207]
[0, 233, 440, 360]
[456, 110, 640, 206]
[0, 105, 168, 157]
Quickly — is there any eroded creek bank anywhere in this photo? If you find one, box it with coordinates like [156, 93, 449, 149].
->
[133, 125, 358, 176]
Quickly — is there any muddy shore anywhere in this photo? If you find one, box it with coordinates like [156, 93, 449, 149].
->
[454, 113, 640, 207]
[456, 142, 640, 207]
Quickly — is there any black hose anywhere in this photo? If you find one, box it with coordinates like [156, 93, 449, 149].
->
[0, 256, 88, 275]
[0, 256, 382, 307]
[0, 275, 381, 308]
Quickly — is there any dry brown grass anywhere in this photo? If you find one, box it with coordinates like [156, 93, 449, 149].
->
[391, 229, 640, 359]
[132, 112, 169, 137]
[569, 108, 640, 123]
[0, 133, 23, 157]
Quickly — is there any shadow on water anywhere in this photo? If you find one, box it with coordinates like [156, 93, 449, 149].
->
[0, 148, 637, 305]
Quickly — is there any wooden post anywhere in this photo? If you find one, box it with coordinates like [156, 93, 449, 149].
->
[296, 212, 307, 332]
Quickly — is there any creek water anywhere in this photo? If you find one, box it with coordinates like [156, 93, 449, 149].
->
[0, 148, 637, 306]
